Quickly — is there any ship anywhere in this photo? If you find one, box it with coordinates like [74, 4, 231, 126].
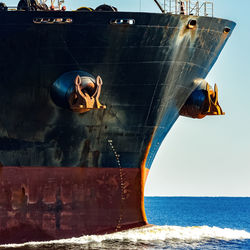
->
[0, 0, 235, 244]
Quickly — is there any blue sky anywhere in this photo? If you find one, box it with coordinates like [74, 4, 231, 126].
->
[6, 0, 249, 196]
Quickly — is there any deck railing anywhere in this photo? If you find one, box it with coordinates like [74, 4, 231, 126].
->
[155, 0, 214, 17]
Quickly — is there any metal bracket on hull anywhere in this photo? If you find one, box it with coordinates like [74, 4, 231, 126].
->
[68, 75, 106, 113]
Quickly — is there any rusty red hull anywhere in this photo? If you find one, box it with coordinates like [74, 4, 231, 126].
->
[0, 167, 147, 244]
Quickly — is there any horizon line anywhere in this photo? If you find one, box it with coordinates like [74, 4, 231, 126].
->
[145, 196, 250, 198]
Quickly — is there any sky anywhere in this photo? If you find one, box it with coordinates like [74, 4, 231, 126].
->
[6, 0, 249, 196]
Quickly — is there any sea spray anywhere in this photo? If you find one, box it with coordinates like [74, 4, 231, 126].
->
[2, 225, 250, 249]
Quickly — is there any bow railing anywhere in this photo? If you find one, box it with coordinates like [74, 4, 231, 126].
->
[154, 0, 214, 17]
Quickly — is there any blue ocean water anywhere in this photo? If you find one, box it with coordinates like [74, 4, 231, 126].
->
[1, 197, 250, 249]
[145, 197, 250, 249]
[145, 197, 250, 231]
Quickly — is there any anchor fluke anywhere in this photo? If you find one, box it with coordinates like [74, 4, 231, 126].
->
[69, 75, 106, 113]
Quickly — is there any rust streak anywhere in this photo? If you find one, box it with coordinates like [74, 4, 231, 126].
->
[140, 129, 155, 223]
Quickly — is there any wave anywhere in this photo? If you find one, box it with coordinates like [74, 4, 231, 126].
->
[2, 225, 250, 249]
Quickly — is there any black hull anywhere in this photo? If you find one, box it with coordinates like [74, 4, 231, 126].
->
[0, 12, 235, 168]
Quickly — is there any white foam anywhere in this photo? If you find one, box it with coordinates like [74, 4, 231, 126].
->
[2, 225, 250, 248]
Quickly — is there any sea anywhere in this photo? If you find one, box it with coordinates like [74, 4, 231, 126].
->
[1, 197, 250, 250]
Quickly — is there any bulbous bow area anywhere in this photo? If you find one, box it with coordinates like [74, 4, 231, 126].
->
[180, 79, 225, 119]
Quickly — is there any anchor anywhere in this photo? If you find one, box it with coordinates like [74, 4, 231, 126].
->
[68, 75, 106, 113]
[205, 83, 224, 116]
[180, 80, 224, 119]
